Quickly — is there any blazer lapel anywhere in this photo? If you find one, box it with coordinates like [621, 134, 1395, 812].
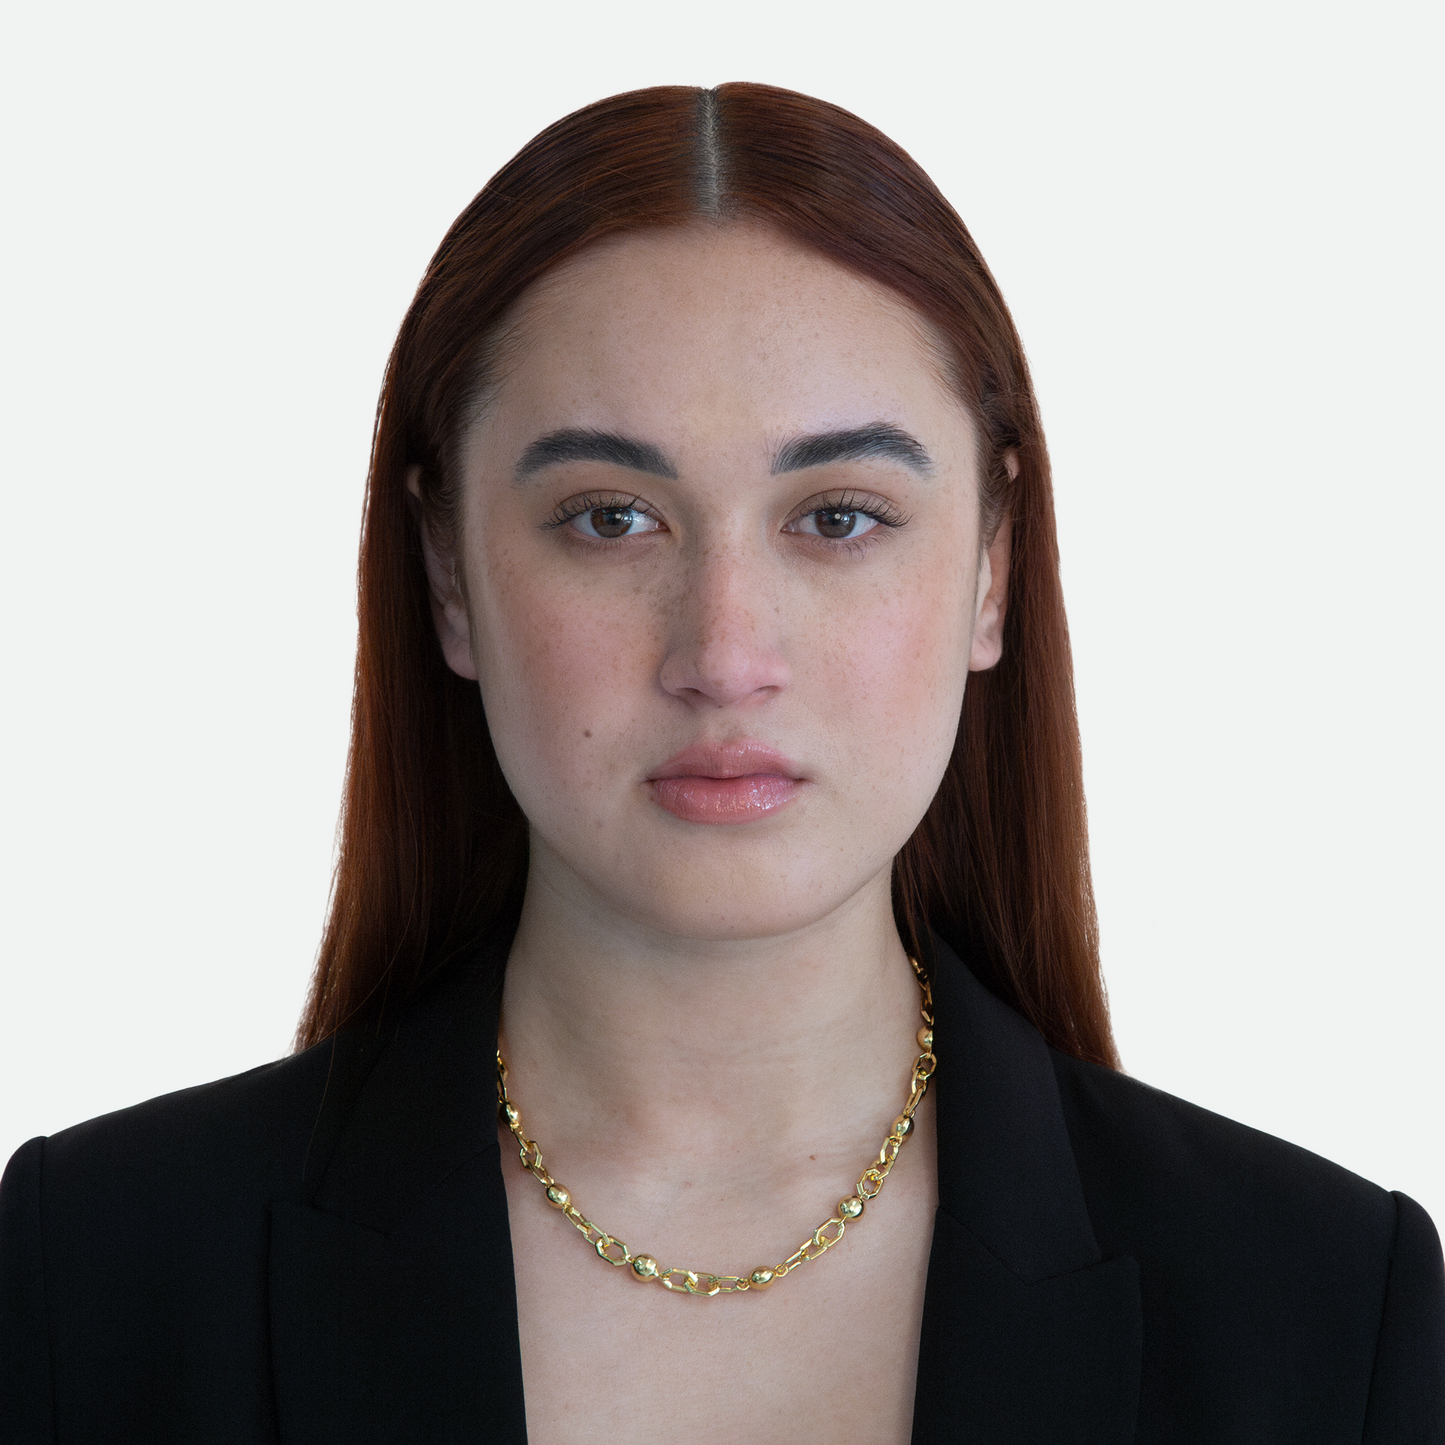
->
[912, 938, 1142, 1444]
[268, 946, 527, 1445]
[264, 935, 1137, 1442]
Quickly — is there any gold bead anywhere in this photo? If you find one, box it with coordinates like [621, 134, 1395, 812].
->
[492, 965, 936, 1304]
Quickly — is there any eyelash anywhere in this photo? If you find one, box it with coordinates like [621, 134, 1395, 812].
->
[543, 489, 911, 550]
[783, 490, 911, 555]
[545, 493, 661, 532]
[790, 490, 910, 532]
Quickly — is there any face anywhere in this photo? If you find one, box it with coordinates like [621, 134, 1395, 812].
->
[421, 224, 1008, 944]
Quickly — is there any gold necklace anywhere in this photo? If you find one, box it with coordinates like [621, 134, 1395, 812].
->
[495, 955, 935, 1297]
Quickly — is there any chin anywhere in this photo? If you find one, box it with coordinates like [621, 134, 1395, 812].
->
[579, 835, 895, 945]
[625, 890, 864, 945]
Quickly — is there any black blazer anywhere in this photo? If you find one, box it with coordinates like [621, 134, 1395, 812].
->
[3, 937, 1442, 1443]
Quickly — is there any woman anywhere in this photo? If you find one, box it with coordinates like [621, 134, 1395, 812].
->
[2, 83, 1440, 1443]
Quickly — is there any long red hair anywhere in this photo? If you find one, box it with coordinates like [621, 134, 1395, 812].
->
[297, 83, 1117, 1069]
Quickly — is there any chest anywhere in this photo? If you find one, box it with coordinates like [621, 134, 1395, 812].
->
[501, 1132, 938, 1444]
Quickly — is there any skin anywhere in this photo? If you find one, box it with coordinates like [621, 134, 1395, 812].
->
[418, 222, 1009, 1445]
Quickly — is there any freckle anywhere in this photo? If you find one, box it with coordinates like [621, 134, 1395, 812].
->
[809, 1155, 816, 1161]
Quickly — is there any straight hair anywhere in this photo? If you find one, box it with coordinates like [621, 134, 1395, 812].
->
[297, 83, 1118, 1070]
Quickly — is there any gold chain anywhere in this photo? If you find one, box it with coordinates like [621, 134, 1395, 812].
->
[495, 955, 935, 1297]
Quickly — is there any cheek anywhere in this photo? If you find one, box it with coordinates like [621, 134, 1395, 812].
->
[811, 568, 973, 790]
[469, 545, 662, 794]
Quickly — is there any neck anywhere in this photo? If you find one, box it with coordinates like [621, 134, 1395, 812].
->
[498, 847, 924, 1172]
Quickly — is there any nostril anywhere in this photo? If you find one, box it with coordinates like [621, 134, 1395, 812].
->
[657, 568, 791, 706]
[659, 651, 790, 709]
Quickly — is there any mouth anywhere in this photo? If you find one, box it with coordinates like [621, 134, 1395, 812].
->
[645, 740, 805, 825]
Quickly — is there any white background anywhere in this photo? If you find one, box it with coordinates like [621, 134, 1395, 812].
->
[3, 1, 1441, 1227]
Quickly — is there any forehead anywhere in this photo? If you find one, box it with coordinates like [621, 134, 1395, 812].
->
[478, 223, 973, 462]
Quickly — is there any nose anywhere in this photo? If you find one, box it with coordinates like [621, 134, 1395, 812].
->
[657, 543, 791, 709]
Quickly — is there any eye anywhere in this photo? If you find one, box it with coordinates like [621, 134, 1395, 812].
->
[786, 507, 882, 541]
[783, 489, 909, 545]
[566, 504, 663, 540]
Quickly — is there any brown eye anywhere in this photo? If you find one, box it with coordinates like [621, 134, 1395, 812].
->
[815, 508, 858, 539]
[788, 507, 880, 541]
[568, 505, 661, 540]
[591, 507, 636, 538]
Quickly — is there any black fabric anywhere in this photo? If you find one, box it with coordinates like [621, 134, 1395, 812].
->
[2, 938, 1441, 1442]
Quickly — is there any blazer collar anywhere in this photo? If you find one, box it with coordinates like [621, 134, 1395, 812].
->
[927, 934, 1103, 1281]
[268, 936, 1139, 1443]
[912, 935, 1141, 1442]
[268, 943, 527, 1443]
[307, 949, 507, 1232]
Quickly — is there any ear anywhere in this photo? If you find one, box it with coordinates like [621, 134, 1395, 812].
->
[968, 453, 1015, 673]
[407, 464, 479, 681]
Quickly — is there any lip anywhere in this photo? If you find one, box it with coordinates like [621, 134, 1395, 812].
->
[646, 740, 805, 825]
[648, 740, 803, 782]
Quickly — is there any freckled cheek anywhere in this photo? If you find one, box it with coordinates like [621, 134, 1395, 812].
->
[808, 589, 971, 762]
[473, 566, 661, 788]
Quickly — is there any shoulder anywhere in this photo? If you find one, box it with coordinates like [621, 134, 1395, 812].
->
[1048, 1048, 1406, 1286]
[1048, 1049, 1398, 1251]
[1046, 1046, 1392, 1236]
[2, 1027, 384, 1261]
[1, 950, 497, 1282]
[1049, 1050, 1445, 1436]
[0, 1035, 387, 1437]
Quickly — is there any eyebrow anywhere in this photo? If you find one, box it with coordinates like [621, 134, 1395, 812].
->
[512, 420, 933, 484]
[514, 429, 677, 483]
[772, 423, 933, 477]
